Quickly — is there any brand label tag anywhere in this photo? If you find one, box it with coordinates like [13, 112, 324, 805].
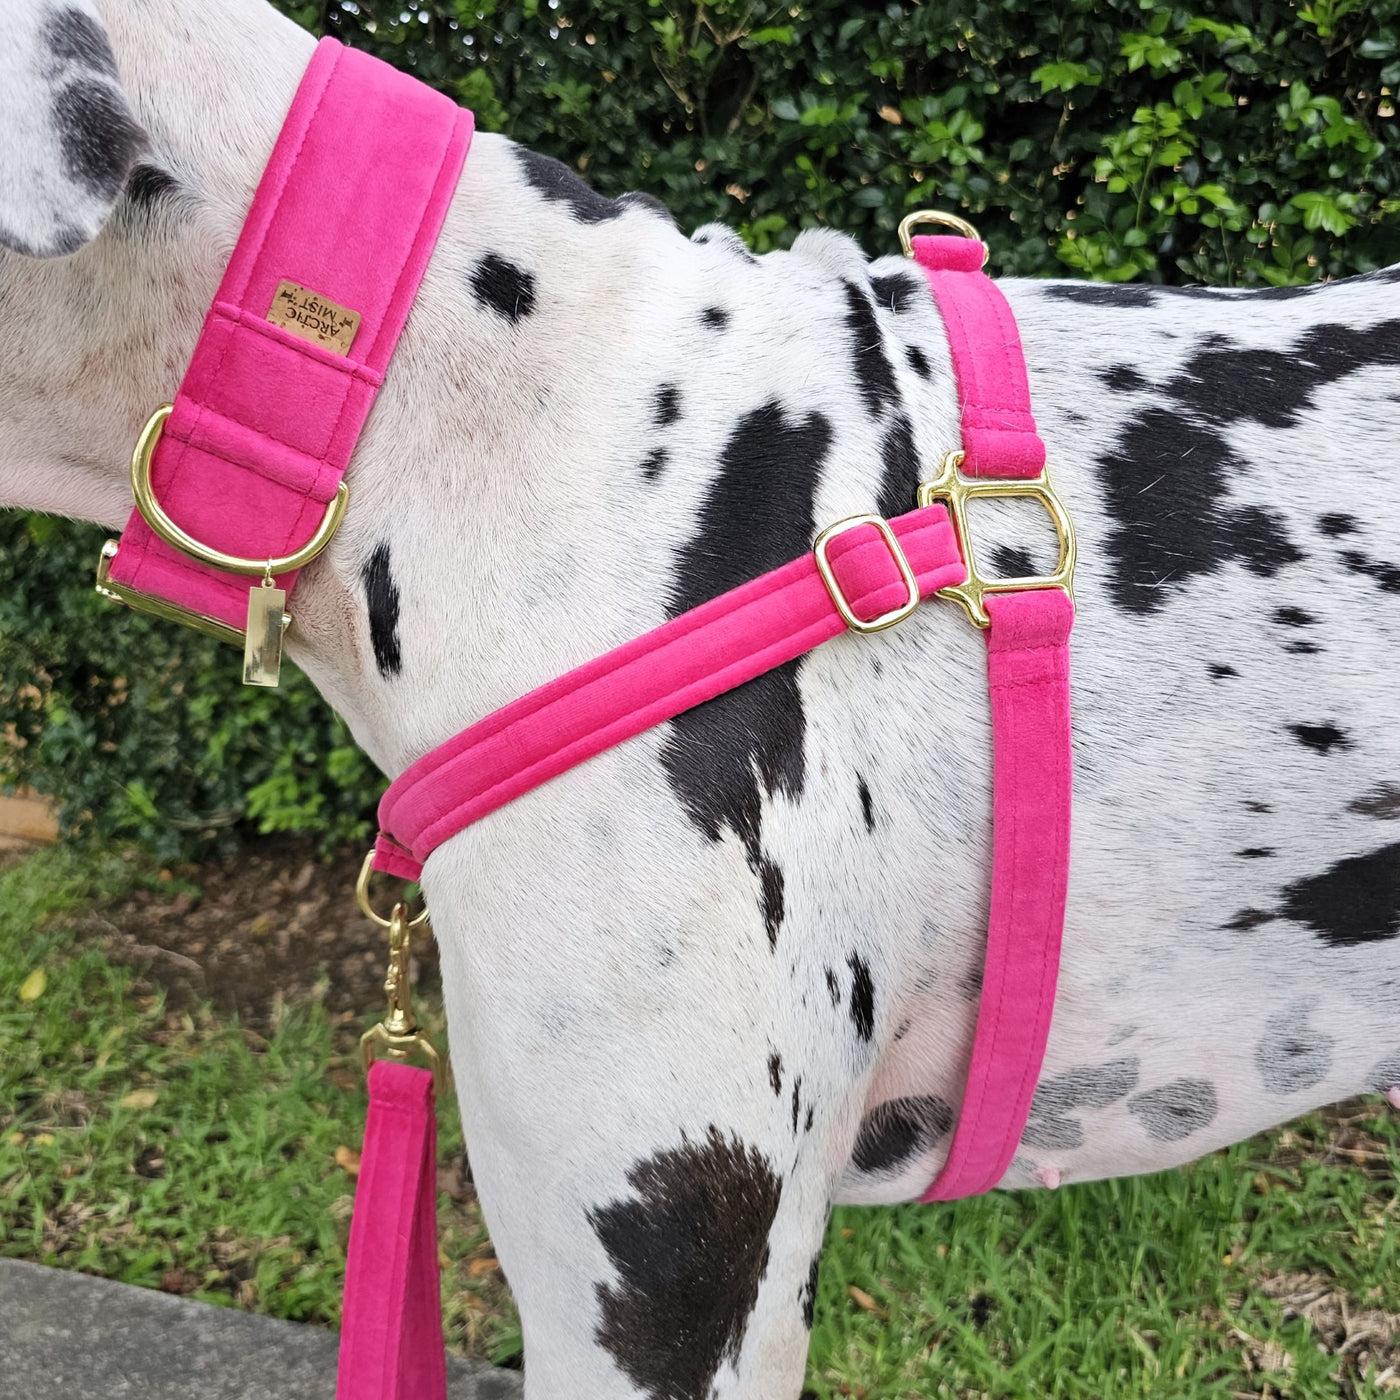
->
[267, 280, 361, 356]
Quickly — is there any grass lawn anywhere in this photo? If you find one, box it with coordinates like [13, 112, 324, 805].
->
[3, 844, 1398, 1397]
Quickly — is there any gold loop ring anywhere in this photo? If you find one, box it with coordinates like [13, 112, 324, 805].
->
[356, 849, 430, 929]
[898, 209, 987, 264]
[130, 404, 349, 576]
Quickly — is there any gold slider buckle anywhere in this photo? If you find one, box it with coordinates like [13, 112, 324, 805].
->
[96, 403, 350, 687]
[813, 514, 920, 635]
[917, 449, 1077, 629]
[356, 852, 442, 1091]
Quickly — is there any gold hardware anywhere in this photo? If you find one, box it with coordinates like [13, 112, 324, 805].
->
[243, 569, 288, 688]
[130, 404, 349, 576]
[898, 209, 987, 264]
[96, 540, 252, 646]
[356, 849, 430, 930]
[813, 514, 920, 634]
[917, 449, 1076, 629]
[360, 898, 442, 1091]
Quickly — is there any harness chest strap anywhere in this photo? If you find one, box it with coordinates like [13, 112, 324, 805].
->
[374, 231, 1075, 1202]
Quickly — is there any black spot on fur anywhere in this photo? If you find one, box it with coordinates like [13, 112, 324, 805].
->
[757, 854, 785, 949]
[469, 252, 536, 323]
[362, 543, 402, 677]
[1043, 282, 1162, 308]
[642, 447, 668, 482]
[870, 272, 923, 315]
[804, 1107, 814, 1133]
[848, 953, 875, 1042]
[790, 1077, 802, 1135]
[1209, 663, 1238, 679]
[1280, 843, 1400, 947]
[516, 147, 671, 225]
[1273, 606, 1316, 627]
[851, 1096, 952, 1175]
[1128, 1079, 1218, 1141]
[52, 77, 144, 201]
[1365, 1050, 1400, 1093]
[1351, 784, 1400, 820]
[125, 163, 177, 208]
[653, 384, 681, 427]
[1024, 1058, 1139, 1151]
[1341, 548, 1400, 594]
[1224, 908, 1274, 931]
[856, 776, 875, 834]
[43, 8, 118, 77]
[661, 402, 829, 917]
[904, 344, 932, 378]
[988, 545, 1035, 579]
[800, 1251, 821, 1330]
[842, 280, 900, 416]
[1255, 1003, 1335, 1094]
[1098, 408, 1303, 614]
[590, 1127, 783, 1400]
[1289, 722, 1351, 754]
[1319, 512, 1359, 537]
[701, 306, 730, 330]
[1176, 322, 1400, 430]
[1101, 364, 1149, 393]
[1236, 847, 1276, 859]
[1285, 639, 1323, 655]
[1245, 800, 1272, 814]
[768, 1053, 782, 1097]
[874, 412, 919, 520]
[824, 967, 840, 1007]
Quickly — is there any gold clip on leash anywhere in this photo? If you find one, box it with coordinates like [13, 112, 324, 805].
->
[356, 850, 442, 1090]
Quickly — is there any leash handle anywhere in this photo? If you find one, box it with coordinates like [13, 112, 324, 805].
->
[336, 1059, 447, 1400]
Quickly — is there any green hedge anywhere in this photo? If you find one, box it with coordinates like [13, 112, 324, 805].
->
[5, 0, 1399, 857]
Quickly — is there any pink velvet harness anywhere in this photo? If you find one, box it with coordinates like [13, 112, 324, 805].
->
[99, 37, 1073, 1396]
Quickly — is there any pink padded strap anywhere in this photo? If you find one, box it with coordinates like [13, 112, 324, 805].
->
[375, 507, 967, 879]
[106, 39, 473, 630]
[911, 232, 1073, 1201]
[910, 235, 1044, 479]
[336, 1061, 446, 1400]
[921, 590, 1072, 1199]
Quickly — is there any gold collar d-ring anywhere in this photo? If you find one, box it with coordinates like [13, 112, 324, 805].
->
[130, 403, 349, 577]
[898, 209, 987, 265]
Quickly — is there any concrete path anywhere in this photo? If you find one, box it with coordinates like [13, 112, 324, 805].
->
[0, 1258, 523, 1399]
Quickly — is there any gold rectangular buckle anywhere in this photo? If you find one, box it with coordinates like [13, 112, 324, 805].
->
[917, 450, 1076, 629]
[813, 514, 920, 634]
[96, 538, 293, 683]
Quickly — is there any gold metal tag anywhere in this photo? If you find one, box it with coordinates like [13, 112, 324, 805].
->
[267, 280, 362, 356]
[243, 577, 288, 687]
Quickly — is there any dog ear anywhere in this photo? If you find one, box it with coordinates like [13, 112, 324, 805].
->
[0, 1, 146, 257]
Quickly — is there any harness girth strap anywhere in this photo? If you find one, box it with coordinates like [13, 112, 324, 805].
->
[909, 235, 1074, 1201]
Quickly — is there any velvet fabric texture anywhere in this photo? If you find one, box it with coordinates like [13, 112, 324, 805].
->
[107, 38, 473, 630]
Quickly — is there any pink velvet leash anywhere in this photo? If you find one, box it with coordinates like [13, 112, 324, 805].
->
[911, 235, 1073, 1201]
[337, 1061, 447, 1400]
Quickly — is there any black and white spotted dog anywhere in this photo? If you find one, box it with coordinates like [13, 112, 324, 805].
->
[2, 1, 1398, 1396]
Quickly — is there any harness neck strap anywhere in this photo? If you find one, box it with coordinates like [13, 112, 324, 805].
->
[100, 37, 473, 684]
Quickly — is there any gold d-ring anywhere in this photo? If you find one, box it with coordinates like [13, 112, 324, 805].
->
[130, 403, 349, 576]
[355, 850, 430, 929]
[898, 209, 987, 263]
